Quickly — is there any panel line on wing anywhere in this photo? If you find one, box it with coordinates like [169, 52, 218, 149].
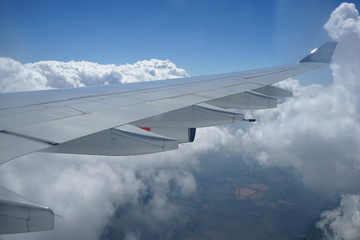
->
[1, 130, 58, 146]
[244, 67, 297, 79]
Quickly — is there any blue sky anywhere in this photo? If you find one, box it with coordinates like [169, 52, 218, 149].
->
[0, 0, 354, 78]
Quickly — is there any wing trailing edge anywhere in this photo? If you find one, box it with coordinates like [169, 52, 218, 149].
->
[0, 186, 54, 234]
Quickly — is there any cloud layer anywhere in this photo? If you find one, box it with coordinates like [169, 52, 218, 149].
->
[0, 58, 189, 92]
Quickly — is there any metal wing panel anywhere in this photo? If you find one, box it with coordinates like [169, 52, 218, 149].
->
[66, 101, 115, 114]
[252, 85, 293, 98]
[0, 105, 47, 118]
[0, 186, 54, 234]
[133, 103, 244, 128]
[2, 81, 256, 148]
[207, 92, 278, 110]
[42, 124, 178, 156]
[0, 133, 49, 164]
[90, 96, 144, 107]
[244, 63, 325, 85]
[4, 93, 214, 144]
[0, 106, 82, 130]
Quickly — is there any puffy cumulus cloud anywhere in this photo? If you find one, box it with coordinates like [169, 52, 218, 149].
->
[0, 155, 139, 240]
[0, 58, 189, 92]
[0, 57, 49, 92]
[325, 2, 360, 42]
[0, 144, 199, 240]
[316, 195, 360, 240]
[230, 79, 360, 194]
[104, 167, 197, 239]
[325, 2, 360, 112]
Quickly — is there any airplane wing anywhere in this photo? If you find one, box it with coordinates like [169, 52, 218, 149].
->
[0, 42, 337, 233]
[0, 186, 54, 234]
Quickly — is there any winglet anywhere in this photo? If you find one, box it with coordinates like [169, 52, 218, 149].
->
[299, 42, 337, 63]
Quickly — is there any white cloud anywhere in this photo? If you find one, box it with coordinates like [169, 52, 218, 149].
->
[0, 58, 49, 92]
[0, 148, 200, 240]
[325, 2, 360, 42]
[316, 195, 360, 240]
[0, 58, 189, 92]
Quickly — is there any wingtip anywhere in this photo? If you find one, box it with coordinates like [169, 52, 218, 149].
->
[299, 42, 337, 64]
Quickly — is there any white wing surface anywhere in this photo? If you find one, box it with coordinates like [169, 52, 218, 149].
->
[0, 186, 54, 234]
[0, 42, 337, 233]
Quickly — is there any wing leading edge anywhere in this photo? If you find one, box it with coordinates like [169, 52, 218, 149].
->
[0, 42, 337, 234]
